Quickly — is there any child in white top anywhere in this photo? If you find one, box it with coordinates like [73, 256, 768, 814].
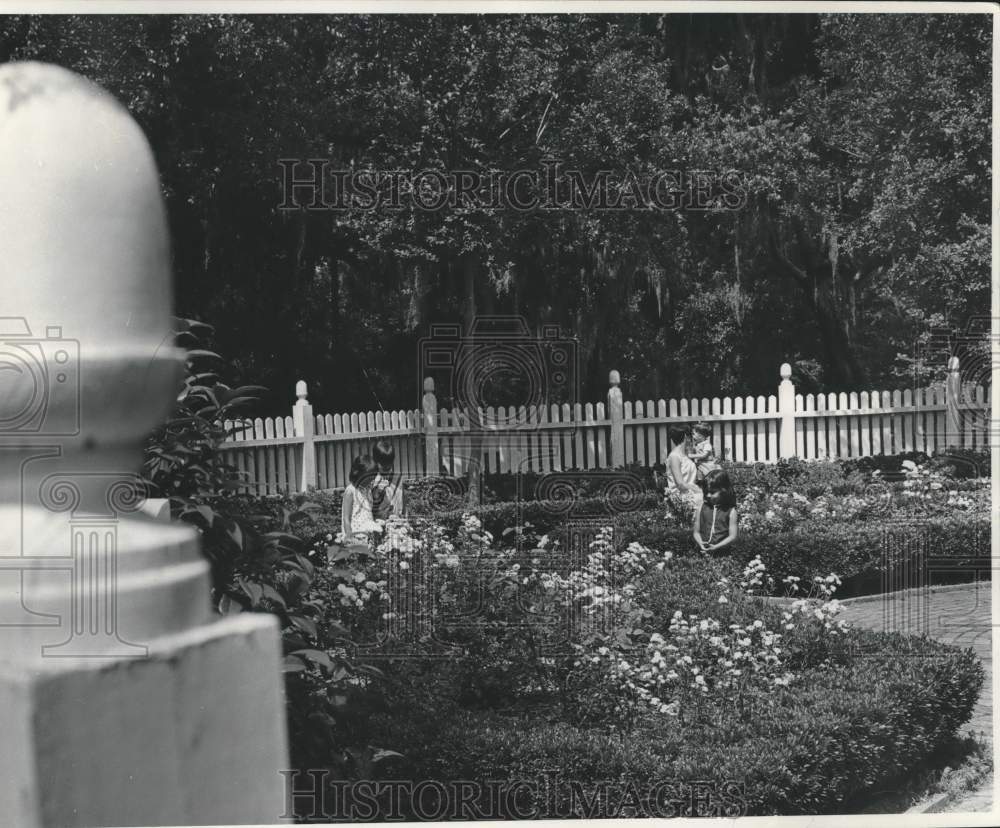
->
[341, 454, 384, 542]
[690, 423, 721, 482]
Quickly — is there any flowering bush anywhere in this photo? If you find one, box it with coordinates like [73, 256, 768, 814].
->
[663, 487, 701, 527]
[566, 552, 852, 728]
[732, 456, 988, 533]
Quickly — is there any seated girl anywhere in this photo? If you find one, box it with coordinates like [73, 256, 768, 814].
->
[692, 469, 738, 554]
[341, 454, 385, 545]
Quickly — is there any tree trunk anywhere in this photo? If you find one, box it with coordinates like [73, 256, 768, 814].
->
[462, 254, 484, 506]
[766, 225, 869, 388]
[328, 256, 340, 361]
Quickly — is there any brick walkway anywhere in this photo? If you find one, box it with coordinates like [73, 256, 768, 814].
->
[839, 582, 993, 814]
[838, 582, 992, 742]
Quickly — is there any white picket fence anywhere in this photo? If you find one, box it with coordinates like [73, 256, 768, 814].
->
[219, 361, 990, 495]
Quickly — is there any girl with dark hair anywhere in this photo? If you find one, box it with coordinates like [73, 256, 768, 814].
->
[341, 454, 383, 541]
[693, 469, 739, 554]
[371, 439, 404, 519]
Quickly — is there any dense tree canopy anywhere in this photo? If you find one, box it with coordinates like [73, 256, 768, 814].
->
[1, 12, 989, 413]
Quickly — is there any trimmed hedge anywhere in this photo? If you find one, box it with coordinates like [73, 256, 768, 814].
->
[425, 492, 663, 538]
[342, 555, 985, 817]
[207, 490, 988, 599]
[367, 629, 982, 817]
[616, 510, 990, 597]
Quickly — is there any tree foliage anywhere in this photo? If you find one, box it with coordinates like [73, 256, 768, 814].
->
[2, 12, 989, 408]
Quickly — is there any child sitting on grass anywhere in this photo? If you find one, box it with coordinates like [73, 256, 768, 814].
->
[693, 469, 738, 554]
[342, 454, 385, 544]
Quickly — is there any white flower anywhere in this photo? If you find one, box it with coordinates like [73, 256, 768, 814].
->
[718, 595, 729, 604]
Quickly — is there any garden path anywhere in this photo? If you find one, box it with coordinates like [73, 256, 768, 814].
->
[838, 581, 992, 744]
[841, 582, 994, 814]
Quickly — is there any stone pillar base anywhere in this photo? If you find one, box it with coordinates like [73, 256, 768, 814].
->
[0, 613, 289, 827]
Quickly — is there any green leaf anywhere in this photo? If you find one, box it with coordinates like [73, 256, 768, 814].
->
[283, 655, 307, 672]
[185, 349, 223, 362]
[291, 615, 318, 638]
[239, 579, 263, 605]
[292, 648, 334, 670]
[261, 584, 287, 608]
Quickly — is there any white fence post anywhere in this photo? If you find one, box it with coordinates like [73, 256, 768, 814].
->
[945, 355, 962, 449]
[423, 377, 439, 474]
[293, 380, 318, 490]
[608, 369, 625, 467]
[778, 363, 797, 459]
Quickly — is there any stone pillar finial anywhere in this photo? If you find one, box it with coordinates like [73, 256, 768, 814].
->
[0, 62, 183, 505]
[0, 63, 288, 826]
[0, 61, 200, 658]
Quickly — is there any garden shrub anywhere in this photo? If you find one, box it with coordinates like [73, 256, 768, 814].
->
[927, 448, 991, 479]
[366, 619, 983, 818]
[722, 451, 986, 499]
[403, 464, 659, 510]
[427, 493, 664, 540]
[614, 510, 990, 598]
[839, 451, 931, 477]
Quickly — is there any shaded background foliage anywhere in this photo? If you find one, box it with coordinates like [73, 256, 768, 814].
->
[1, 12, 989, 412]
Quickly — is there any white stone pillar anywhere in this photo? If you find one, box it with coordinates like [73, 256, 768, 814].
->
[945, 355, 963, 449]
[778, 362, 797, 459]
[0, 62, 288, 826]
[293, 380, 318, 491]
[607, 369, 624, 468]
[423, 377, 439, 474]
